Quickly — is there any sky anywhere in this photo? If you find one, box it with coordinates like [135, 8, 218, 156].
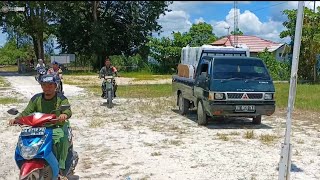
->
[155, 1, 320, 44]
[0, 1, 319, 52]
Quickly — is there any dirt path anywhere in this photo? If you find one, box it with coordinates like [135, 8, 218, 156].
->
[0, 75, 319, 180]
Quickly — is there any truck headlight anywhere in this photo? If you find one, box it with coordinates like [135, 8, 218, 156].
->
[264, 93, 273, 100]
[214, 93, 224, 100]
[209, 92, 225, 100]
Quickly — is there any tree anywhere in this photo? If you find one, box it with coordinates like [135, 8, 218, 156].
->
[147, 36, 181, 73]
[0, 39, 34, 65]
[280, 7, 320, 80]
[54, 1, 172, 70]
[230, 28, 243, 35]
[0, 1, 58, 60]
[147, 22, 217, 72]
[257, 48, 290, 81]
[188, 22, 216, 46]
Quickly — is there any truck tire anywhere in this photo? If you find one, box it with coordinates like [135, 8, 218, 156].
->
[252, 115, 262, 125]
[197, 101, 208, 126]
[178, 93, 189, 115]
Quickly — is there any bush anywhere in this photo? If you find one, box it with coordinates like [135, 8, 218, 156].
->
[109, 54, 145, 72]
[258, 49, 291, 81]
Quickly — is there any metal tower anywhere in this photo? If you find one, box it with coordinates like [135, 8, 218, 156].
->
[233, 1, 238, 47]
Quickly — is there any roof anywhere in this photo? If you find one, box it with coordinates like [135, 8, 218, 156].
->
[208, 56, 262, 61]
[211, 35, 284, 53]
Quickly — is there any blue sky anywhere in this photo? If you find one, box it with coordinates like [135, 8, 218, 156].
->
[156, 1, 320, 43]
[0, 1, 319, 50]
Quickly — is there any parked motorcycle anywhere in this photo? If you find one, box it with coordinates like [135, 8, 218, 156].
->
[35, 67, 47, 84]
[7, 105, 78, 180]
[101, 75, 115, 108]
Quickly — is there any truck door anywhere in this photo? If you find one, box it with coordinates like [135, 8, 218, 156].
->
[194, 59, 211, 99]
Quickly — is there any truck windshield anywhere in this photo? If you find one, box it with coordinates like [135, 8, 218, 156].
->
[212, 58, 271, 80]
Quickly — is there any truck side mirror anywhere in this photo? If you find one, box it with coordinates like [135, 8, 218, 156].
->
[200, 72, 207, 78]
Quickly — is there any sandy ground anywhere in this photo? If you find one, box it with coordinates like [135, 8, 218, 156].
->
[0, 74, 320, 180]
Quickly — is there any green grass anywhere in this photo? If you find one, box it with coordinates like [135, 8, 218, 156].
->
[63, 70, 97, 75]
[70, 77, 320, 111]
[120, 71, 172, 81]
[0, 77, 9, 87]
[0, 65, 18, 72]
[87, 84, 173, 98]
[63, 70, 173, 80]
[0, 97, 20, 104]
[274, 83, 320, 111]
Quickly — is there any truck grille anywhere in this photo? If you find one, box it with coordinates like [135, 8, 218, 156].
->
[247, 93, 263, 99]
[227, 93, 243, 99]
[227, 93, 263, 99]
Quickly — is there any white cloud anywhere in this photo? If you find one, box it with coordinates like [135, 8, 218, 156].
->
[195, 17, 205, 24]
[271, 1, 320, 22]
[156, 10, 192, 38]
[156, 1, 299, 43]
[211, 8, 290, 43]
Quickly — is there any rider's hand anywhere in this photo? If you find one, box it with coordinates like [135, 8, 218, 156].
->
[8, 119, 17, 126]
[58, 114, 68, 122]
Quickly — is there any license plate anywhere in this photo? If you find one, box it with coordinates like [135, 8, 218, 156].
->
[235, 105, 255, 112]
[21, 127, 46, 136]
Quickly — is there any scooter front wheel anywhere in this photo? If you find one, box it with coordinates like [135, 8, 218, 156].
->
[21, 166, 53, 180]
[107, 90, 113, 108]
[21, 170, 40, 180]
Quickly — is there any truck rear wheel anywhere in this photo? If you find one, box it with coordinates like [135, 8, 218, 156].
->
[197, 101, 208, 126]
[178, 94, 189, 115]
[252, 115, 262, 125]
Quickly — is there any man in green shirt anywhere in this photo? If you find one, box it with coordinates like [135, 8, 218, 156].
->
[9, 74, 73, 176]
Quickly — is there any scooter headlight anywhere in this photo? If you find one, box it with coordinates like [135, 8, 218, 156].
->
[18, 136, 46, 160]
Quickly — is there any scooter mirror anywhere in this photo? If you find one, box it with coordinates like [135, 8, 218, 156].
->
[7, 108, 19, 115]
[59, 105, 70, 111]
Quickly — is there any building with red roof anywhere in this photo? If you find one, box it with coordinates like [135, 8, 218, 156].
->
[211, 35, 290, 62]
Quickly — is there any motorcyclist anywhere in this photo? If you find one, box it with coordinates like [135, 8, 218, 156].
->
[8, 74, 73, 177]
[35, 59, 46, 70]
[99, 57, 118, 98]
[47, 61, 63, 93]
[35, 59, 47, 82]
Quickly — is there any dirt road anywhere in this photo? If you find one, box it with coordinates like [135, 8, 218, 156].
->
[0, 74, 319, 180]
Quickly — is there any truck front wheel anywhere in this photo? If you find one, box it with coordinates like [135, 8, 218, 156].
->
[197, 101, 208, 126]
[178, 94, 189, 115]
[252, 115, 262, 125]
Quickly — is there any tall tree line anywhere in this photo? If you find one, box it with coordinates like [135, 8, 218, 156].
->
[0, 1, 172, 69]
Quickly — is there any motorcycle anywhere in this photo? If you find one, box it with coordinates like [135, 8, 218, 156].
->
[101, 75, 115, 108]
[35, 67, 47, 84]
[7, 105, 79, 180]
[55, 75, 63, 94]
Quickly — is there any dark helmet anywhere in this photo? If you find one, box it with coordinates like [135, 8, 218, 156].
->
[40, 74, 57, 84]
[52, 61, 59, 65]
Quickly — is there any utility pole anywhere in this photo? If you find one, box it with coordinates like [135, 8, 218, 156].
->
[278, 1, 304, 180]
[313, 0, 316, 82]
[224, 25, 230, 36]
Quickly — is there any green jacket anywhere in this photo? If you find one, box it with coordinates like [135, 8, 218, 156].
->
[16, 92, 72, 124]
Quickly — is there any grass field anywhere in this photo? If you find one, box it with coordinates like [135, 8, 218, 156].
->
[1, 66, 319, 111]
[87, 84, 173, 98]
[0, 97, 20, 105]
[83, 82, 320, 111]
[0, 65, 18, 72]
[0, 77, 9, 87]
